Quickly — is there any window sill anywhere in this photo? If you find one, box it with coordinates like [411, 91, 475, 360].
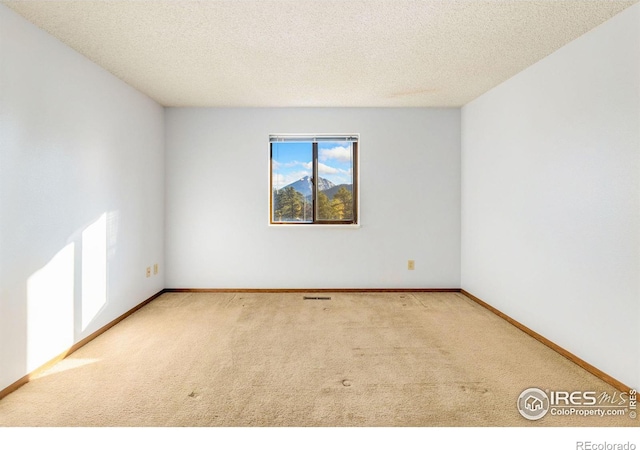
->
[268, 223, 361, 229]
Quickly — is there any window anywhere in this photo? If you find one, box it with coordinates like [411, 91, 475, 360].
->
[270, 134, 358, 225]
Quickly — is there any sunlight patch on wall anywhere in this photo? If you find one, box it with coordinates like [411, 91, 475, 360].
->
[26, 243, 75, 372]
[82, 213, 107, 331]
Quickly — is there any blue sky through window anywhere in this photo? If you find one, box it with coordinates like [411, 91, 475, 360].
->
[272, 141, 353, 190]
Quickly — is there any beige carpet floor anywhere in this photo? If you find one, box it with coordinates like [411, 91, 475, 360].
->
[0, 291, 635, 427]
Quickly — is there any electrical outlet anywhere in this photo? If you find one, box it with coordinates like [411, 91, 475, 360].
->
[408, 260, 415, 270]
[153, 263, 159, 275]
[146, 267, 151, 278]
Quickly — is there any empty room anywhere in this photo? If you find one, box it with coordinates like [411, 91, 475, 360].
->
[0, 0, 638, 441]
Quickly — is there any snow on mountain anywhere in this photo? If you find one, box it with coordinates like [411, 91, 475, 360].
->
[282, 175, 335, 197]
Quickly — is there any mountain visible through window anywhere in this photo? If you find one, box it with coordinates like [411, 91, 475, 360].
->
[270, 136, 358, 224]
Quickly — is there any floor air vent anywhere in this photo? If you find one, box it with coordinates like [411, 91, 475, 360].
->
[303, 296, 332, 300]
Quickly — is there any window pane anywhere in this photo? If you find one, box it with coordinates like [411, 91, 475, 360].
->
[316, 141, 354, 221]
[271, 142, 313, 222]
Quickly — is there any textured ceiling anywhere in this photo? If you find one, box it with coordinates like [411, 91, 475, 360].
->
[2, 0, 638, 107]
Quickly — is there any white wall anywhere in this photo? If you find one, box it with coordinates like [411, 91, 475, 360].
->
[165, 108, 460, 289]
[461, 4, 639, 389]
[0, 5, 165, 391]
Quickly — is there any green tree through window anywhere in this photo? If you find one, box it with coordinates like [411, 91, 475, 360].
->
[270, 135, 358, 224]
[273, 186, 304, 222]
